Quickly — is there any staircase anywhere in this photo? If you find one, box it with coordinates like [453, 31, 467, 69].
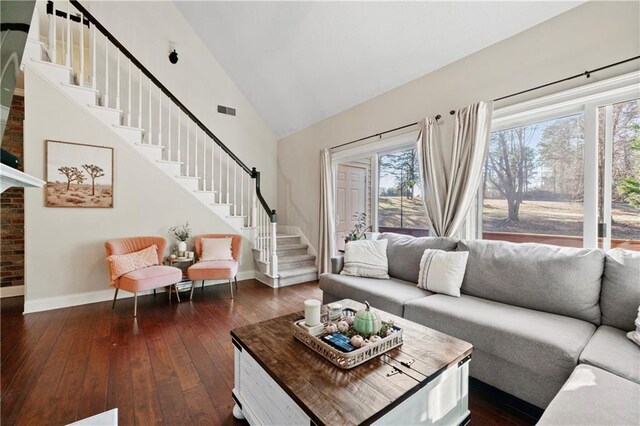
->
[26, 0, 317, 287]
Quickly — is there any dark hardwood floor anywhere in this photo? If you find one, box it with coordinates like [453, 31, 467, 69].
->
[1, 280, 538, 425]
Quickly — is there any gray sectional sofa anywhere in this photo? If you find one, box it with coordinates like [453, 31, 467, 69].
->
[320, 233, 640, 425]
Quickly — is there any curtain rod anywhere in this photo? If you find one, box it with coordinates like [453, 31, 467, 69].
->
[330, 54, 640, 151]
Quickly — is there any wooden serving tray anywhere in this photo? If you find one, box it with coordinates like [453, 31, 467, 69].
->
[292, 311, 403, 369]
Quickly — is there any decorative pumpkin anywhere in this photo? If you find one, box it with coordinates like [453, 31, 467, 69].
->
[360, 339, 371, 347]
[354, 301, 381, 336]
[325, 323, 338, 334]
[369, 335, 381, 343]
[337, 320, 349, 333]
[345, 316, 355, 326]
[385, 328, 396, 337]
[350, 335, 364, 348]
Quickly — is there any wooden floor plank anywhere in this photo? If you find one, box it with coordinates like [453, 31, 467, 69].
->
[0, 279, 538, 425]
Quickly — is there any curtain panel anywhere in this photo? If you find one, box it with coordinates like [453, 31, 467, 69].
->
[417, 101, 493, 237]
[318, 148, 336, 274]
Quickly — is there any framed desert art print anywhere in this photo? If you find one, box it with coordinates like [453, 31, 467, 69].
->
[45, 140, 114, 208]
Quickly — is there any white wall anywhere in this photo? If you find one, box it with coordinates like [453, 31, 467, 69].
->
[23, 67, 255, 313]
[277, 1, 640, 252]
[84, 1, 278, 205]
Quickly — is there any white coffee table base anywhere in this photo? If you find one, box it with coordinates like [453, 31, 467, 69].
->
[232, 346, 470, 425]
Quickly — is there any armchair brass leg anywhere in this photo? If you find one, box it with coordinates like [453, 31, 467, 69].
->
[234, 276, 238, 291]
[112, 288, 119, 309]
[202, 280, 205, 291]
[133, 292, 138, 317]
[229, 279, 234, 299]
[175, 284, 181, 303]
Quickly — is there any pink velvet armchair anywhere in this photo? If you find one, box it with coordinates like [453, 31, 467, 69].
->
[105, 236, 182, 316]
[188, 234, 242, 298]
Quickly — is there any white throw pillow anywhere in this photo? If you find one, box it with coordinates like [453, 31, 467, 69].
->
[340, 239, 389, 279]
[627, 306, 640, 348]
[417, 249, 469, 297]
[200, 237, 233, 261]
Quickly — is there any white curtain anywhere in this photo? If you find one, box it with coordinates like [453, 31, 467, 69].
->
[318, 148, 336, 274]
[417, 101, 493, 237]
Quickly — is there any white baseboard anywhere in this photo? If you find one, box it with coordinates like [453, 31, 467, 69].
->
[0, 285, 25, 298]
[23, 270, 255, 314]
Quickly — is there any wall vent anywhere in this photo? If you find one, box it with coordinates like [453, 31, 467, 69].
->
[218, 105, 236, 116]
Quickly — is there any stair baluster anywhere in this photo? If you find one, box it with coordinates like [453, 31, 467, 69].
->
[78, 13, 84, 86]
[147, 77, 152, 145]
[138, 68, 142, 129]
[65, 2, 71, 67]
[115, 49, 120, 110]
[91, 23, 96, 89]
[103, 34, 108, 107]
[48, 2, 56, 63]
[39, 0, 289, 284]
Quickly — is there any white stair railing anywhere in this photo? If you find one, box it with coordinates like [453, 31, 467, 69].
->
[42, 0, 279, 277]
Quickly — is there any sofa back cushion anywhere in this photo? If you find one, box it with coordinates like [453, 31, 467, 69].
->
[457, 239, 603, 324]
[600, 248, 640, 331]
[378, 233, 458, 283]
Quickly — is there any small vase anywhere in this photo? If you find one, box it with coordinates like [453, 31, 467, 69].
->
[177, 241, 187, 255]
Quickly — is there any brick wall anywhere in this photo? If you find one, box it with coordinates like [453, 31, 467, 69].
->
[1, 95, 25, 287]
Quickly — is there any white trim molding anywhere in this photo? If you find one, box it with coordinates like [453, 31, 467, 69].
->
[23, 270, 255, 314]
[0, 285, 25, 298]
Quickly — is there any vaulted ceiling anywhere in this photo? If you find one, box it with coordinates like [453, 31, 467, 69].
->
[176, 1, 583, 138]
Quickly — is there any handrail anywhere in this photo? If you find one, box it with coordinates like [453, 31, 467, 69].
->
[62, 0, 277, 221]
[252, 168, 277, 223]
[62, 0, 278, 223]
[67, 1, 250, 174]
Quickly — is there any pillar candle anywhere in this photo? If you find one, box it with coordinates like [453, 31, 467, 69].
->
[304, 299, 321, 326]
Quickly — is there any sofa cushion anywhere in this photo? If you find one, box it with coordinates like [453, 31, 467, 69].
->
[188, 260, 239, 280]
[404, 294, 596, 407]
[319, 273, 431, 317]
[538, 364, 640, 426]
[457, 239, 603, 324]
[600, 248, 640, 331]
[378, 233, 458, 283]
[579, 325, 640, 384]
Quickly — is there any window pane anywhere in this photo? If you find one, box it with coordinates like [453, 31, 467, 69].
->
[378, 148, 429, 235]
[482, 113, 585, 247]
[599, 99, 640, 251]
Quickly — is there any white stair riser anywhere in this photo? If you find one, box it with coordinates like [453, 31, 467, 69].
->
[29, 59, 71, 85]
[60, 84, 97, 106]
[112, 126, 143, 144]
[193, 192, 216, 204]
[87, 106, 121, 126]
[175, 177, 199, 192]
[135, 145, 163, 162]
[226, 216, 246, 228]
[211, 204, 232, 217]
[156, 162, 181, 176]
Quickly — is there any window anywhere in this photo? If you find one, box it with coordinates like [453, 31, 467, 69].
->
[597, 99, 640, 250]
[480, 73, 640, 251]
[378, 147, 429, 235]
[482, 113, 586, 245]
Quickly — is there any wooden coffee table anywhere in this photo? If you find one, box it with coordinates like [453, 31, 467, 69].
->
[231, 299, 473, 425]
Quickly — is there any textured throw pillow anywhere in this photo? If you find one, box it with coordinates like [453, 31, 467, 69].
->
[106, 244, 159, 285]
[200, 237, 233, 261]
[340, 239, 389, 279]
[417, 249, 469, 297]
[627, 306, 640, 348]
